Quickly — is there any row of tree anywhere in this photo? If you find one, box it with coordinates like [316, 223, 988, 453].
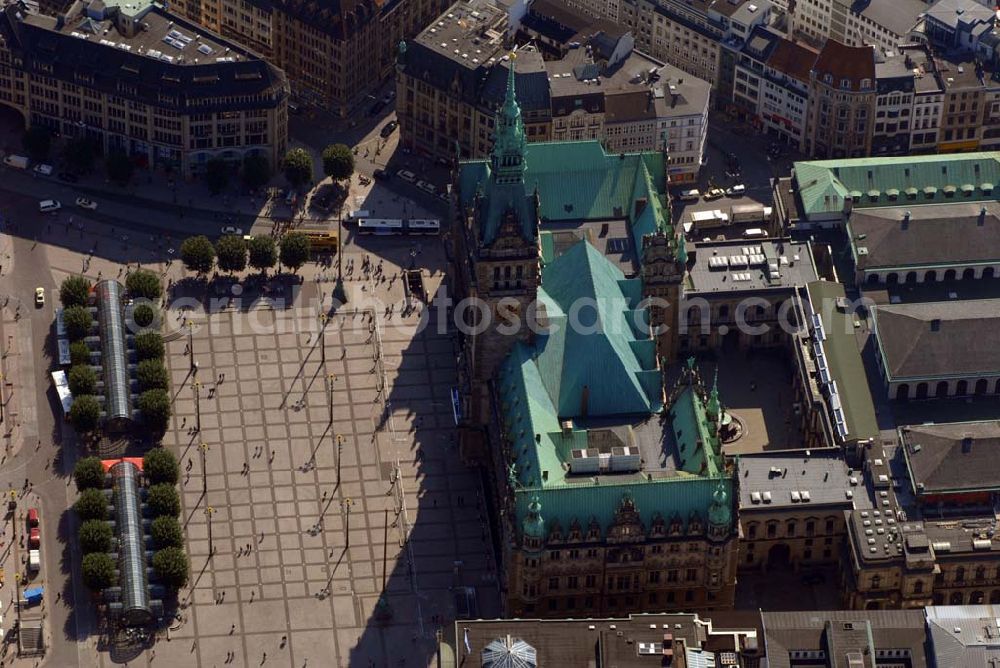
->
[179, 233, 311, 276]
[75, 452, 188, 590]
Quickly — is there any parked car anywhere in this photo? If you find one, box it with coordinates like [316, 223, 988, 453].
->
[678, 188, 700, 202]
[28, 527, 40, 549]
[28, 550, 40, 573]
[373, 168, 388, 180]
[221, 225, 243, 235]
[396, 169, 417, 183]
[57, 171, 79, 183]
[75, 197, 97, 210]
[38, 199, 61, 213]
[33, 163, 53, 177]
[416, 180, 436, 194]
[34, 287, 45, 307]
[380, 120, 398, 138]
[27, 508, 39, 527]
[703, 187, 725, 201]
[3, 154, 28, 169]
[725, 184, 746, 196]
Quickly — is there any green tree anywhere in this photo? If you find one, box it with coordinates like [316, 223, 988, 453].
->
[321, 143, 354, 181]
[134, 331, 165, 361]
[241, 154, 271, 190]
[282, 148, 313, 188]
[69, 395, 102, 434]
[69, 340, 92, 367]
[81, 552, 116, 590]
[248, 236, 277, 274]
[216, 234, 248, 273]
[152, 546, 189, 588]
[74, 457, 106, 491]
[63, 305, 94, 340]
[79, 519, 113, 554]
[21, 126, 51, 162]
[180, 235, 215, 275]
[279, 232, 311, 273]
[146, 483, 181, 518]
[63, 136, 96, 174]
[125, 269, 162, 300]
[106, 150, 134, 185]
[132, 303, 156, 329]
[68, 364, 97, 396]
[136, 359, 169, 392]
[143, 447, 179, 485]
[59, 276, 92, 308]
[138, 389, 171, 432]
[150, 516, 184, 549]
[74, 488, 109, 521]
[205, 158, 230, 195]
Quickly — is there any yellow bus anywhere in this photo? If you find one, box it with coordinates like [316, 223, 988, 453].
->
[305, 231, 338, 254]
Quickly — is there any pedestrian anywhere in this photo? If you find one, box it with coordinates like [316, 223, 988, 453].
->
[231, 624, 236, 634]
[280, 635, 287, 648]
[261, 652, 267, 665]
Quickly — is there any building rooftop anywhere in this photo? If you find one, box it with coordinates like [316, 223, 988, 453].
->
[812, 40, 876, 91]
[0, 3, 285, 108]
[856, 0, 929, 40]
[737, 449, 871, 511]
[792, 152, 1000, 219]
[766, 35, 817, 83]
[686, 238, 817, 296]
[848, 202, 1000, 272]
[925, 0, 996, 32]
[934, 55, 986, 90]
[521, 0, 626, 46]
[805, 281, 880, 444]
[926, 605, 1000, 668]
[901, 420, 1000, 496]
[870, 298, 1000, 381]
[761, 610, 929, 668]
[414, 0, 507, 64]
[446, 612, 761, 668]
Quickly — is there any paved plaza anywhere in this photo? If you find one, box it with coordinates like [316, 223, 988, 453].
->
[88, 239, 499, 667]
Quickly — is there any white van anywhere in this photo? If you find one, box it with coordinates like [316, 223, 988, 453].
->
[347, 209, 370, 221]
[678, 189, 701, 202]
[742, 227, 767, 239]
[38, 199, 61, 213]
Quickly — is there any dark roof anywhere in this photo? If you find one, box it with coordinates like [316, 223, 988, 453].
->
[766, 37, 818, 83]
[850, 203, 1000, 271]
[871, 299, 1000, 381]
[0, 4, 286, 112]
[902, 421, 1000, 495]
[480, 53, 551, 113]
[761, 610, 928, 668]
[812, 40, 876, 90]
[524, 0, 626, 45]
[268, 0, 378, 39]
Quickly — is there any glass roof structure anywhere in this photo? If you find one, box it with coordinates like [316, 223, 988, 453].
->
[111, 461, 152, 627]
[482, 636, 537, 668]
[96, 280, 132, 426]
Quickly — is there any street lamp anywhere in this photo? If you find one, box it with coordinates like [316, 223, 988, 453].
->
[319, 313, 328, 366]
[205, 505, 215, 557]
[342, 498, 353, 549]
[188, 321, 195, 372]
[193, 381, 202, 434]
[336, 434, 344, 485]
[327, 373, 337, 424]
[199, 442, 209, 496]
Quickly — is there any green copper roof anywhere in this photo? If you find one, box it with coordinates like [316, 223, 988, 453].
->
[708, 479, 732, 528]
[794, 152, 1000, 218]
[459, 141, 669, 247]
[534, 240, 661, 418]
[670, 384, 724, 477]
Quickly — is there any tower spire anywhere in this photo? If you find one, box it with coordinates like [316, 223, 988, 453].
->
[490, 51, 527, 185]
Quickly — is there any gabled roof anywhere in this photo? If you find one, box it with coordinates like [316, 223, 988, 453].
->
[534, 240, 660, 418]
[793, 152, 1000, 218]
[871, 299, 1000, 381]
[812, 41, 875, 91]
[926, 605, 1000, 668]
[766, 37, 817, 83]
[901, 421, 1000, 495]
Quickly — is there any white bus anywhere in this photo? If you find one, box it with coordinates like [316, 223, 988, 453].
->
[406, 219, 440, 235]
[51, 370, 73, 418]
[357, 219, 404, 235]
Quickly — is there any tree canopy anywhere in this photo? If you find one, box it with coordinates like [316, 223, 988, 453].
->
[282, 148, 313, 188]
[138, 389, 171, 432]
[69, 340, 92, 367]
[241, 154, 271, 190]
[146, 483, 181, 517]
[68, 364, 97, 396]
[136, 359, 169, 392]
[125, 269, 162, 300]
[205, 158, 230, 195]
[59, 276, 91, 308]
[216, 234, 248, 273]
[63, 305, 94, 341]
[81, 552, 116, 590]
[74, 488, 109, 521]
[248, 235, 278, 273]
[180, 235, 216, 275]
[134, 331, 165, 361]
[69, 395, 102, 434]
[152, 546, 189, 588]
[143, 447, 179, 485]
[279, 233, 311, 273]
[22, 126, 51, 162]
[74, 456, 106, 491]
[150, 516, 185, 549]
[321, 143, 354, 181]
[79, 519, 113, 554]
[63, 136, 97, 174]
[132, 303, 156, 329]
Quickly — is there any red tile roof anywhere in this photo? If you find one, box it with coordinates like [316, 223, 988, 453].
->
[812, 40, 876, 91]
[767, 38, 818, 83]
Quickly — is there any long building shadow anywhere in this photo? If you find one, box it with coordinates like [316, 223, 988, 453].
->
[347, 290, 501, 667]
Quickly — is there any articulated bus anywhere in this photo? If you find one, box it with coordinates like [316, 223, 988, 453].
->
[357, 218, 440, 236]
[304, 231, 339, 254]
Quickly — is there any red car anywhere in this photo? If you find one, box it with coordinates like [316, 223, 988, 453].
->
[27, 508, 38, 528]
[28, 527, 40, 549]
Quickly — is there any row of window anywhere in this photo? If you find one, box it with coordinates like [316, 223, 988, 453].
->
[745, 517, 838, 540]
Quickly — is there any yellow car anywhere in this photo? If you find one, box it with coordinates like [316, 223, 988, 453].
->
[34, 287, 45, 307]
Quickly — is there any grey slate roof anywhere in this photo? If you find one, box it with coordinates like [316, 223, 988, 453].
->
[926, 605, 1000, 668]
[856, 0, 929, 39]
[871, 299, 1000, 381]
[849, 203, 1000, 271]
[901, 420, 1000, 495]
